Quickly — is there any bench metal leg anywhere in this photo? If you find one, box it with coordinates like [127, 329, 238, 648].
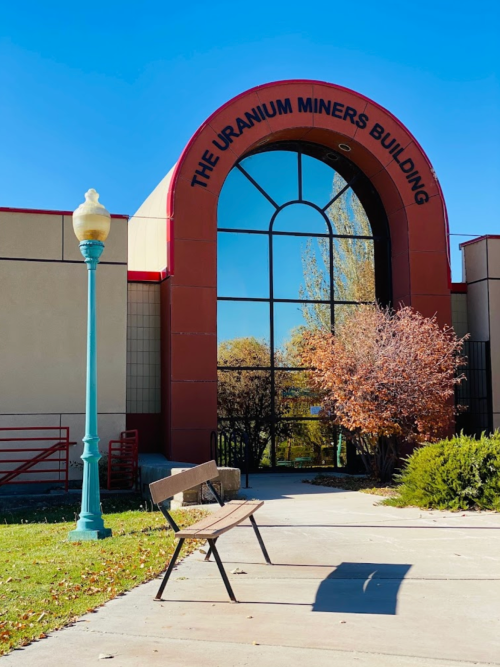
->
[208, 538, 237, 603]
[249, 515, 272, 564]
[204, 537, 217, 562]
[155, 537, 184, 600]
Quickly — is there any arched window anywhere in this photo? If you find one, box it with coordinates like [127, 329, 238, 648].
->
[217, 142, 390, 470]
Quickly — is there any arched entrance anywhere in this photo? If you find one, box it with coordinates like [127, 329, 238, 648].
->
[161, 80, 451, 464]
[217, 141, 390, 468]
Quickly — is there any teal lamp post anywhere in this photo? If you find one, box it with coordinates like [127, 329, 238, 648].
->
[69, 189, 112, 541]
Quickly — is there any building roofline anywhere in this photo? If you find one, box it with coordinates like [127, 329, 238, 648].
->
[459, 235, 500, 249]
[0, 206, 129, 220]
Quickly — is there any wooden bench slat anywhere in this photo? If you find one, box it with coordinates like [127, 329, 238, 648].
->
[150, 461, 271, 603]
[176, 500, 264, 539]
[149, 461, 219, 504]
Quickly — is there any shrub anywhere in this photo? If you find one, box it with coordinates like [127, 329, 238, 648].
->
[386, 433, 500, 511]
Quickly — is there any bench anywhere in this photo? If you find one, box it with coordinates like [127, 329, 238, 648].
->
[294, 456, 313, 468]
[149, 460, 271, 603]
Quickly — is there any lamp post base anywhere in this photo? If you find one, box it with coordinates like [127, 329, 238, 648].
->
[68, 527, 112, 541]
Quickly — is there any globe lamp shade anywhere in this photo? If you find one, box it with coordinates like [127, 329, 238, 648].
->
[73, 189, 111, 242]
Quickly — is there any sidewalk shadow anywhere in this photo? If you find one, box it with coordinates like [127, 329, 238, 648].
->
[312, 562, 411, 615]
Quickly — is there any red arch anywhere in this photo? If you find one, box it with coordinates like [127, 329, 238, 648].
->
[161, 80, 452, 463]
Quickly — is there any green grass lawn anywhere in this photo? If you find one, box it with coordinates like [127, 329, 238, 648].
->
[0, 497, 207, 655]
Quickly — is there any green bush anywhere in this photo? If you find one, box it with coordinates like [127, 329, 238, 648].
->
[386, 433, 500, 511]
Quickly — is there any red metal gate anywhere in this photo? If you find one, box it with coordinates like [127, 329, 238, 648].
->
[0, 427, 70, 491]
[107, 430, 139, 490]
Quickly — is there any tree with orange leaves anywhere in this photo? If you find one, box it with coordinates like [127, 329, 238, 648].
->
[301, 305, 467, 480]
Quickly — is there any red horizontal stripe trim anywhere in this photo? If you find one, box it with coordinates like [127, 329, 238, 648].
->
[127, 269, 169, 283]
[451, 282, 467, 294]
[0, 206, 128, 219]
[128, 270, 160, 282]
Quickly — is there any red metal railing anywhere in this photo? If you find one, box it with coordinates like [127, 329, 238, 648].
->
[107, 430, 139, 491]
[0, 427, 71, 491]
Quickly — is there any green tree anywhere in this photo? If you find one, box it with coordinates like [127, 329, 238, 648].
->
[300, 173, 375, 331]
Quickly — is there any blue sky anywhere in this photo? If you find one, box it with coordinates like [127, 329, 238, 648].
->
[0, 1, 498, 280]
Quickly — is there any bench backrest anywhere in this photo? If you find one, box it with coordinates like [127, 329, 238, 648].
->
[149, 460, 219, 505]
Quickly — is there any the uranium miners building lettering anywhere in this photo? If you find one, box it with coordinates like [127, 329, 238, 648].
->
[190, 96, 430, 206]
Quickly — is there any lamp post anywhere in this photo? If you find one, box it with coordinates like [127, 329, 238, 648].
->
[69, 189, 112, 541]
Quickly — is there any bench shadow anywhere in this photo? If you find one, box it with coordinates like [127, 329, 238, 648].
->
[312, 562, 411, 615]
[164, 561, 411, 614]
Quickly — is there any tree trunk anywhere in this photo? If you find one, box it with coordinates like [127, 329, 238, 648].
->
[374, 436, 399, 482]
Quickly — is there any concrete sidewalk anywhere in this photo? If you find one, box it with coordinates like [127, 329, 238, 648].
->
[3, 474, 500, 666]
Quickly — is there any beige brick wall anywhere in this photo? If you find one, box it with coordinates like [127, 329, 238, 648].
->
[451, 293, 469, 338]
[0, 210, 128, 482]
[127, 283, 161, 414]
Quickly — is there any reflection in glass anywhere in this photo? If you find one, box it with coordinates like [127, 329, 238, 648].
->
[218, 167, 275, 230]
[276, 370, 321, 419]
[216, 144, 383, 470]
[240, 151, 297, 205]
[272, 203, 328, 234]
[217, 370, 272, 470]
[326, 181, 372, 237]
[273, 302, 323, 366]
[218, 335, 271, 371]
[275, 420, 337, 468]
[334, 304, 361, 331]
[273, 235, 329, 301]
[333, 238, 375, 302]
[218, 232, 269, 298]
[217, 301, 270, 356]
[301, 154, 344, 208]
[217, 369, 272, 419]
[300, 301, 331, 333]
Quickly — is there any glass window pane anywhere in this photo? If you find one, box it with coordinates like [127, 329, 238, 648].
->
[275, 370, 322, 419]
[218, 301, 270, 366]
[334, 304, 362, 331]
[275, 420, 337, 468]
[301, 154, 342, 209]
[240, 150, 298, 206]
[218, 166, 275, 230]
[326, 186, 372, 237]
[333, 239, 375, 302]
[216, 372, 272, 470]
[259, 441, 273, 469]
[273, 235, 330, 300]
[218, 232, 269, 298]
[273, 302, 330, 365]
[272, 203, 328, 234]
[217, 370, 272, 417]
